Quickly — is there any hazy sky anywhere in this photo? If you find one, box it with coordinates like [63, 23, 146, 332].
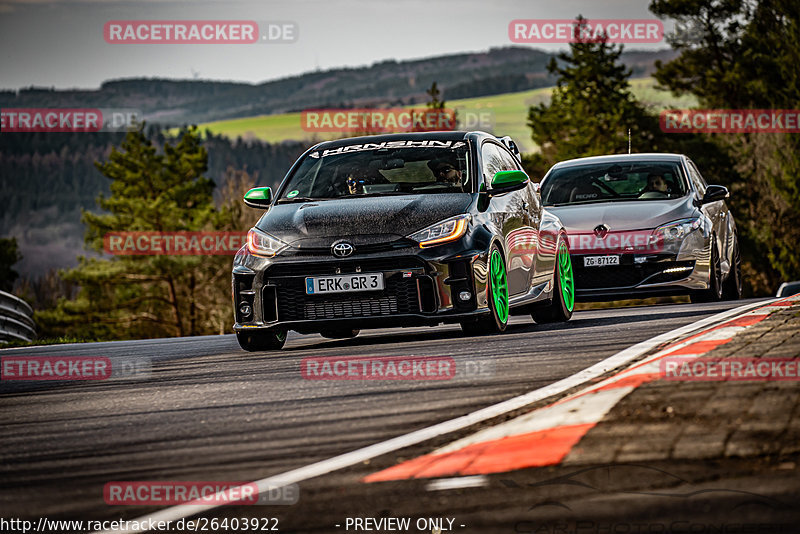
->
[0, 0, 673, 90]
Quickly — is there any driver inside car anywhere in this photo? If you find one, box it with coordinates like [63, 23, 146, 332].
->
[427, 157, 464, 189]
[643, 172, 670, 195]
[346, 172, 362, 195]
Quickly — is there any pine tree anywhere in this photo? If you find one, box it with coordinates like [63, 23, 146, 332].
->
[525, 16, 661, 175]
[650, 0, 800, 291]
[38, 126, 232, 340]
[0, 237, 22, 293]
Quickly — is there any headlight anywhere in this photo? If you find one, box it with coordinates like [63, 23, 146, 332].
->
[246, 228, 288, 257]
[408, 215, 470, 248]
[652, 218, 703, 244]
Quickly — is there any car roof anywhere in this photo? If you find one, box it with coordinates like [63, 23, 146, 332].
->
[309, 131, 497, 150]
[550, 153, 687, 170]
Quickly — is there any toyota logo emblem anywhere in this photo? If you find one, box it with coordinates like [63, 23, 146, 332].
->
[594, 224, 609, 238]
[331, 241, 355, 257]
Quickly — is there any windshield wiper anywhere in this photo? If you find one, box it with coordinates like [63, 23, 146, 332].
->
[548, 199, 611, 207]
[549, 196, 658, 207]
[276, 196, 325, 204]
[346, 192, 411, 198]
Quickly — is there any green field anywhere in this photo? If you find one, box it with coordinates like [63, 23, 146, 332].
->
[195, 78, 697, 153]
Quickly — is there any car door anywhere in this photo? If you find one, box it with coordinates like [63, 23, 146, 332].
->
[687, 158, 733, 273]
[479, 141, 534, 296]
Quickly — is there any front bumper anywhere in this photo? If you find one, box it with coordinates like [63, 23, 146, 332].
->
[232, 245, 491, 334]
[573, 252, 710, 301]
[571, 222, 714, 301]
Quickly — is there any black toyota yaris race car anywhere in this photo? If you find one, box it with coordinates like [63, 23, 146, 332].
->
[232, 131, 573, 351]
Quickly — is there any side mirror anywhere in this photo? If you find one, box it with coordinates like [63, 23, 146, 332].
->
[698, 184, 729, 206]
[244, 187, 272, 209]
[489, 170, 529, 195]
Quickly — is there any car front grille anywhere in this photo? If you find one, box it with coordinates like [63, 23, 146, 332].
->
[574, 260, 695, 290]
[264, 257, 427, 321]
[303, 296, 399, 320]
[273, 276, 419, 320]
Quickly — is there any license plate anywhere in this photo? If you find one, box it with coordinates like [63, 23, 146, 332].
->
[305, 273, 385, 294]
[584, 255, 620, 267]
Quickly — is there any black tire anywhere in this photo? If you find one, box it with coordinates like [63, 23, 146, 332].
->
[532, 239, 574, 324]
[320, 329, 360, 339]
[722, 238, 743, 300]
[691, 239, 723, 303]
[460, 244, 509, 335]
[236, 330, 287, 351]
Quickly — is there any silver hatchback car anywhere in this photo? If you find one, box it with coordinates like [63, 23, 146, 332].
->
[539, 153, 742, 302]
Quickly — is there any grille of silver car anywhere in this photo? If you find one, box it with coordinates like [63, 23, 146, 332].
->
[573, 260, 695, 289]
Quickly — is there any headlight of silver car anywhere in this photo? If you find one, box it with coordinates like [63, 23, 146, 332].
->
[652, 218, 702, 243]
[650, 218, 705, 254]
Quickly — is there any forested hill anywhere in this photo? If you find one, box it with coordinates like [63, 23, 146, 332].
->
[0, 47, 677, 126]
[1, 46, 677, 278]
[0, 131, 307, 277]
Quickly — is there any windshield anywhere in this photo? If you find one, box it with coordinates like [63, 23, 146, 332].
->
[277, 140, 471, 201]
[541, 161, 688, 206]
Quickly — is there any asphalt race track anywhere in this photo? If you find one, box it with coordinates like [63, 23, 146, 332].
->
[0, 299, 768, 532]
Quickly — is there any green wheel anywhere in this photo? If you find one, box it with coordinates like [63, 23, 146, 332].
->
[532, 239, 574, 323]
[461, 245, 509, 335]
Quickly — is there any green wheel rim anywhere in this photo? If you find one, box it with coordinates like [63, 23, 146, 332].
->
[276, 331, 287, 342]
[558, 242, 575, 312]
[489, 249, 509, 324]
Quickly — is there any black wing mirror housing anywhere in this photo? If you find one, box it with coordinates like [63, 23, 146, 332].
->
[697, 184, 729, 206]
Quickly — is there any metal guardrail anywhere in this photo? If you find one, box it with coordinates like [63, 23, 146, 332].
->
[0, 290, 36, 342]
[776, 281, 800, 298]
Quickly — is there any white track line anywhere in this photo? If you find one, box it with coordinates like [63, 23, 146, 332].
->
[434, 385, 635, 454]
[100, 299, 775, 533]
[426, 475, 488, 491]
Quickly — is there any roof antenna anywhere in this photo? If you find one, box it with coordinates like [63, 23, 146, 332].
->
[628, 128, 632, 154]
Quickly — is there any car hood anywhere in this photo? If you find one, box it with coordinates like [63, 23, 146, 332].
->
[256, 194, 473, 247]
[545, 196, 697, 232]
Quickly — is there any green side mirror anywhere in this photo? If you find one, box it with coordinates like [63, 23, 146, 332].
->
[243, 187, 272, 208]
[490, 170, 529, 192]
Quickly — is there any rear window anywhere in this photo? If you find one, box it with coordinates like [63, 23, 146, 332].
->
[541, 161, 688, 206]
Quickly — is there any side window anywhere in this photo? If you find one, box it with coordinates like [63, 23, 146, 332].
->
[686, 160, 707, 195]
[481, 142, 518, 184]
[498, 145, 521, 171]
